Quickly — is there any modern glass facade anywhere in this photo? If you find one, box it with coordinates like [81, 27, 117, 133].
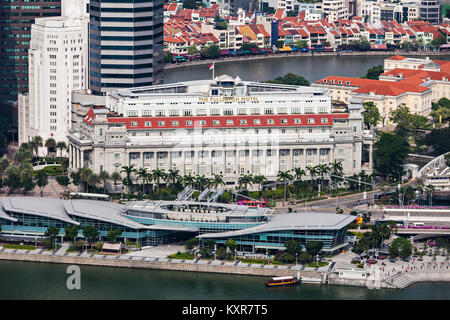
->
[0, 0, 61, 108]
[199, 228, 349, 253]
[89, 0, 164, 95]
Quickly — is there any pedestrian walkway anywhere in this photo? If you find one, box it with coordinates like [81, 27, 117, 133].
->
[54, 242, 71, 256]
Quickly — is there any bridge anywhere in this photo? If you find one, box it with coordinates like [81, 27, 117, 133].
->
[407, 153, 435, 164]
[417, 151, 450, 180]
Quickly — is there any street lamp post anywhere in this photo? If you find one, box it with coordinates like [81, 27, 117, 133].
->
[295, 253, 298, 266]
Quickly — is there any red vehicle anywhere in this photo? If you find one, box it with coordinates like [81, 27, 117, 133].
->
[238, 200, 268, 208]
[367, 259, 377, 264]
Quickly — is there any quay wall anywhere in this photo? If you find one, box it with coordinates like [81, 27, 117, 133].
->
[0, 251, 322, 279]
[164, 51, 450, 70]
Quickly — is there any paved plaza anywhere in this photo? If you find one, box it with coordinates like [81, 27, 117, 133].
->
[123, 245, 185, 258]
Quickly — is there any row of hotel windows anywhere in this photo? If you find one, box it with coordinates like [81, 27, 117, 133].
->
[122, 149, 332, 160]
[128, 118, 329, 127]
[126, 107, 329, 116]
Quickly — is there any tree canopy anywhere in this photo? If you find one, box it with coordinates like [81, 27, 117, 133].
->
[266, 73, 310, 86]
[363, 65, 384, 80]
[389, 237, 413, 259]
[363, 101, 381, 128]
[373, 132, 409, 179]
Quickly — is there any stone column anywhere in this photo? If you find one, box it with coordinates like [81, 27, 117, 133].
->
[80, 149, 84, 169]
[68, 144, 72, 168]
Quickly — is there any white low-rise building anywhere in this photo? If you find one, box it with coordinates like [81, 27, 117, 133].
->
[68, 76, 374, 183]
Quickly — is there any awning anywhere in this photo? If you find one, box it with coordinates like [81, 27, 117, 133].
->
[278, 46, 292, 52]
[220, 50, 230, 55]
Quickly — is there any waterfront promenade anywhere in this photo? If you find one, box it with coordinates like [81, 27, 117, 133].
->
[1, 245, 448, 289]
[164, 51, 450, 70]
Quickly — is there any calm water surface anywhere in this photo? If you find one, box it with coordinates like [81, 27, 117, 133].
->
[0, 261, 449, 300]
[163, 54, 450, 84]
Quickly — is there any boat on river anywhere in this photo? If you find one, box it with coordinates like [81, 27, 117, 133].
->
[264, 276, 300, 287]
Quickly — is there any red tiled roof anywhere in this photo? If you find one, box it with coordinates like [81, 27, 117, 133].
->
[388, 55, 407, 61]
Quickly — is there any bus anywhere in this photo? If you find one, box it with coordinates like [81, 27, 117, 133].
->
[237, 200, 268, 208]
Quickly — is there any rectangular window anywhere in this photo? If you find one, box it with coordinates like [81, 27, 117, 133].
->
[240, 119, 247, 125]
[213, 120, 220, 126]
[254, 119, 261, 125]
[226, 120, 234, 125]
[172, 121, 179, 126]
[185, 120, 193, 126]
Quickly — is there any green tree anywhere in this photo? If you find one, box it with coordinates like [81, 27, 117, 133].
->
[30, 136, 43, 157]
[363, 65, 384, 80]
[278, 252, 295, 264]
[373, 132, 409, 180]
[45, 226, 60, 249]
[266, 73, 310, 86]
[363, 101, 381, 129]
[152, 168, 167, 191]
[200, 44, 220, 59]
[65, 225, 79, 244]
[0, 157, 9, 179]
[56, 141, 67, 157]
[5, 165, 21, 193]
[105, 229, 122, 242]
[216, 247, 230, 260]
[98, 170, 110, 194]
[225, 238, 238, 259]
[298, 252, 312, 264]
[306, 241, 323, 257]
[163, 51, 173, 63]
[44, 138, 57, 157]
[187, 45, 199, 55]
[110, 171, 121, 191]
[294, 40, 308, 48]
[285, 240, 303, 256]
[20, 168, 35, 192]
[83, 226, 99, 248]
[56, 175, 70, 192]
[185, 238, 198, 251]
[36, 170, 48, 196]
[389, 237, 413, 259]
[121, 165, 136, 193]
[423, 127, 450, 156]
[238, 174, 253, 191]
[277, 170, 293, 202]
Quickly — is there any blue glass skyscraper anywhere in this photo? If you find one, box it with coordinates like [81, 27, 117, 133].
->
[89, 0, 164, 95]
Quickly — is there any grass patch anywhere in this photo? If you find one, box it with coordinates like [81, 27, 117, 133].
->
[2, 244, 36, 250]
[309, 261, 329, 268]
[168, 252, 195, 260]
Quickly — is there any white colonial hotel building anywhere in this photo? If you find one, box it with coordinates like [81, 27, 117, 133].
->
[68, 75, 374, 185]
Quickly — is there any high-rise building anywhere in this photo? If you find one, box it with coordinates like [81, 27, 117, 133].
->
[18, 15, 89, 151]
[88, 0, 164, 95]
[0, 0, 61, 114]
[418, 0, 442, 25]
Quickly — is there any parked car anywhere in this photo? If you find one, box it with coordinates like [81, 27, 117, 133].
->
[402, 257, 410, 262]
[376, 255, 387, 260]
[418, 257, 424, 261]
[367, 259, 377, 264]
[389, 258, 396, 263]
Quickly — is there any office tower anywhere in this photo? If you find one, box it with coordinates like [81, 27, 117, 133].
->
[0, 0, 61, 116]
[88, 0, 164, 95]
[18, 15, 89, 149]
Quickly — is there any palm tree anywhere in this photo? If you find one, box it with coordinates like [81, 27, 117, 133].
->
[329, 160, 343, 196]
[238, 174, 253, 191]
[136, 168, 148, 194]
[211, 174, 225, 189]
[306, 165, 318, 190]
[44, 138, 57, 158]
[316, 163, 330, 191]
[292, 167, 305, 194]
[183, 174, 195, 188]
[98, 170, 110, 194]
[30, 136, 43, 157]
[56, 141, 67, 158]
[78, 167, 93, 192]
[151, 168, 166, 191]
[87, 173, 100, 192]
[425, 184, 435, 206]
[110, 171, 121, 191]
[121, 165, 136, 193]
[194, 175, 209, 191]
[166, 169, 181, 187]
[252, 174, 267, 198]
[277, 170, 293, 202]
[0, 157, 9, 180]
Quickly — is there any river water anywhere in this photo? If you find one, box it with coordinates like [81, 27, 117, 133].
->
[163, 54, 450, 84]
[0, 261, 448, 300]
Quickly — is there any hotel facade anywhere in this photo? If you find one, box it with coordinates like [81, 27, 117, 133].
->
[67, 75, 374, 185]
